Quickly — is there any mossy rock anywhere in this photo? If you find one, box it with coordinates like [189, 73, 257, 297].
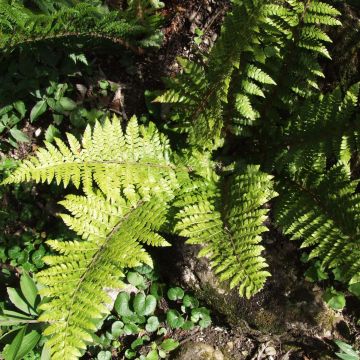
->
[155, 235, 342, 337]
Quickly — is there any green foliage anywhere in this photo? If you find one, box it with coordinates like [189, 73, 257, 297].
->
[88, 266, 207, 360]
[155, 0, 341, 147]
[175, 165, 276, 298]
[0, 0, 162, 53]
[334, 340, 360, 360]
[0, 274, 42, 360]
[2, 0, 360, 357]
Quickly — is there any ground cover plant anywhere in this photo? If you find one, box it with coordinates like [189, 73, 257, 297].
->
[0, 0, 360, 359]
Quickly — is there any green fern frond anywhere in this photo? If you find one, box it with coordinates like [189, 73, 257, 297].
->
[275, 83, 360, 171]
[38, 194, 170, 360]
[2, 115, 181, 359]
[3, 115, 178, 204]
[175, 165, 277, 298]
[275, 161, 360, 282]
[0, 1, 161, 53]
[155, 0, 271, 150]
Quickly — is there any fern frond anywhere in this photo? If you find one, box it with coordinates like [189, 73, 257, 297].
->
[275, 161, 360, 282]
[155, 0, 271, 150]
[37, 194, 170, 359]
[0, 1, 161, 53]
[175, 165, 277, 298]
[275, 83, 360, 171]
[3, 116, 178, 204]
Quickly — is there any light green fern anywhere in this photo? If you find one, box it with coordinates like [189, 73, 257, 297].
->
[175, 165, 277, 298]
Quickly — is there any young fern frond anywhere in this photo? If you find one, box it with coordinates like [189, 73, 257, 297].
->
[3, 116, 178, 204]
[275, 161, 360, 283]
[175, 165, 277, 298]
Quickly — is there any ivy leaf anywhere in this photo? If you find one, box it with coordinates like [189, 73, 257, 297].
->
[166, 310, 184, 329]
[30, 100, 47, 122]
[133, 293, 157, 316]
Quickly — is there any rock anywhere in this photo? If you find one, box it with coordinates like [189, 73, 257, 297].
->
[172, 342, 224, 360]
[155, 236, 342, 339]
[265, 346, 277, 356]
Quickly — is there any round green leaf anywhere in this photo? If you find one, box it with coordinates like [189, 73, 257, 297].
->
[181, 320, 194, 330]
[114, 292, 132, 316]
[166, 310, 184, 329]
[167, 287, 184, 301]
[133, 294, 157, 316]
[145, 316, 159, 332]
[97, 350, 112, 360]
[182, 295, 199, 309]
[111, 321, 124, 338]
[127, 272, 146, 288]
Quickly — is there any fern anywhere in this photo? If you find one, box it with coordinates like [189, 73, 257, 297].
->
[275, 161, 360, 283]
[3, 116, 180, 358]
[174, 165, 277, 298]
[3, 116, 178, 204]
[0, 0, 162, 53]
[38, 194, 169, 359]
[156, 0, 341, 139]
[155, 0, 272, 150]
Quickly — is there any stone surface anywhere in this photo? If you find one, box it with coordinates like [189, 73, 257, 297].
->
[155, 234, 342, 338]
[171, 342, 224, 360]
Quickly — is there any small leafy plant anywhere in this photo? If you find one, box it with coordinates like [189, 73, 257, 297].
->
[87, 266, 210, 360]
